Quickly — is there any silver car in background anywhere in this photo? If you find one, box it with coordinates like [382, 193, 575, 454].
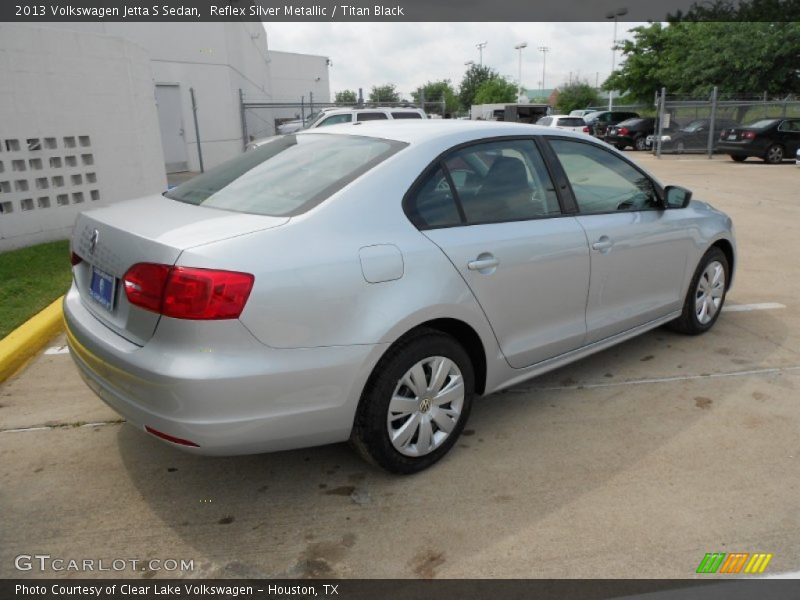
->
[65, 121, 736, 473]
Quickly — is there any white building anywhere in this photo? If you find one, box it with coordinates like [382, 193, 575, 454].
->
[0, 23, 329, 250]
[268, 50, 332, 126]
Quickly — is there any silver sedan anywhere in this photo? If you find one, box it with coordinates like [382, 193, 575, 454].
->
[64, 121, 736, 473]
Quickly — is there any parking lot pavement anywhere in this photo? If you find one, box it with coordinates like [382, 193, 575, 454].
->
[1, 156, 798, 579]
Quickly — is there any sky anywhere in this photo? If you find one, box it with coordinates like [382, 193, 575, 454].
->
[265, 22, 648, 99]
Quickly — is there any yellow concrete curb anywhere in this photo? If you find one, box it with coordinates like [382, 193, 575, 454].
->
[0, 296, 64, 384]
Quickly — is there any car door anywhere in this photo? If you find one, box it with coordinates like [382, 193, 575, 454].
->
[546, 137, 691, 343]
[406, 138, 591, 368]
[777, 119, 800, 154]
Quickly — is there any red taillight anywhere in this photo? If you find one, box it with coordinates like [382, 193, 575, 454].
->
[742, 130, 756, 140]
[582, 126, 590, 133]
[618, 127, 629, 136]
[123, 263, 170, 313]
[70, 251, 83, 266]
[123, 263, 254, 320]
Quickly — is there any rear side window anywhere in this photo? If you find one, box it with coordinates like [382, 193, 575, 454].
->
[166, 134, 406, 217]
[557, 118, 586, 127]
[357, 112, 389, 122]
[392, 112, 422, 119]
[405, 139, 561, 229]
[777, 120, 800, 132]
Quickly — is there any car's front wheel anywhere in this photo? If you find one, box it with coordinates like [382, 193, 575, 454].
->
[351, 329, 474, 474]
[669, 247, 729, 335]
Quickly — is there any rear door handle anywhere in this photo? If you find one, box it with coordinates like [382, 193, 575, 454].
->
[592, 236, 614, 252]
[467, 255, 500, 271]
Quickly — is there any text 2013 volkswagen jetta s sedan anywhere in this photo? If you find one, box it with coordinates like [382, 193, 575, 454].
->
[65, 121, 736, 473]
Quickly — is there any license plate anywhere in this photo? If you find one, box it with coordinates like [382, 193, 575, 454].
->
[609, 128, 616, 135]
[728, 134, 737, 140]
[89, 266, 116, 311]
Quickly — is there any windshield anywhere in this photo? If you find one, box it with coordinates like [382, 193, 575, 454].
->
[745, 119, 779, 129]
[166, 134, 406, 217]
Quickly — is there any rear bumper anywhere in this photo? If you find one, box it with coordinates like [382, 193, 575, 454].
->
[716, 141, 766, 156]
[63, 284, 387, 455]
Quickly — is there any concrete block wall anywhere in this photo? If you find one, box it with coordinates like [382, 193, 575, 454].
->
[0, 24, 166, 251]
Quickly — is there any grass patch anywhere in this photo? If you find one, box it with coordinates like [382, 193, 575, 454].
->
[0, 240, 72, 339]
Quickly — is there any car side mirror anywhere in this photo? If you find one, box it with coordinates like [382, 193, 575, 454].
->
[664, 185, 692, 209]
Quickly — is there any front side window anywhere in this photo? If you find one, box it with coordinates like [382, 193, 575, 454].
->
[317, 114, 353, 127]
[549, 139, 659, 214]
[166, 134, 406, 217]
[537, 116, 552, 126]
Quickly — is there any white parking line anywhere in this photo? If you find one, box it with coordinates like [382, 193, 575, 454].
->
[44, 345, 70, 355]
[723, 302, 787, 312]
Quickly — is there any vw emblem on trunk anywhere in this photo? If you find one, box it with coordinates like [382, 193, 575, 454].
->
[89, 229, 99, 255]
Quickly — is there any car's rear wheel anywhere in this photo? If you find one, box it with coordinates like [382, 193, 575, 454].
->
[351, 329, 474, 474]
[669, 247, 729, 335]
[764, 144, 784, 164]
[730, 155, 747, 162]
[634, 136, 647, 151]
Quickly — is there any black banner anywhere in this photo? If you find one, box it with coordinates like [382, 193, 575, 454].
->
[5, 580, 800, 600]
[2, 0, 799, 22]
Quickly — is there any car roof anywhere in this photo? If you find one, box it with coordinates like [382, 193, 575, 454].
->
[296, 119, 591, 145]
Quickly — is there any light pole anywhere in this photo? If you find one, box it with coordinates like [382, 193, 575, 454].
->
[537, 46, 550, 100]
[476, 41, 487, 66]
[606, 7, 628, 110]
[514, 42, 528, 101]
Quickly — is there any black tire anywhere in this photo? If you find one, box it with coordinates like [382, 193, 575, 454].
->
[350, 328, 474, 474]
[764, 144, 784, 164]
[615, 143, 626, 151]
[669, 247, 729, 335]
[634, 136, 647, 151]
[730, 155, 747, 162]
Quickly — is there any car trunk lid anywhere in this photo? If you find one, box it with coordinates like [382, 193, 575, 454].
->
[71, 194, 288, 345]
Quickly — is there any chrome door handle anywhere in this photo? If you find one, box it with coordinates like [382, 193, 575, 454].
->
[467, 256, 500, 271]
[592, 237, 614, 251]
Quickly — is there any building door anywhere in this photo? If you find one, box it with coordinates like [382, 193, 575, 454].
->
[155, 84, 188, 173]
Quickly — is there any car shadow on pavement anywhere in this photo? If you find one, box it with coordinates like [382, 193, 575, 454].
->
[114, 311, 789, 578]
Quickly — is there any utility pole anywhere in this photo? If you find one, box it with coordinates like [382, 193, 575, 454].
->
[538, 46, 550, 98]
[476, 41, 487, 66]
[606, 7, 628, 110]
[514, 42, 528, 101]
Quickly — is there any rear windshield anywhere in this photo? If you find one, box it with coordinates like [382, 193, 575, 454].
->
[392, 112, 423, 119]
[745, 119, 778, 129]
[166, 134, 406, 217]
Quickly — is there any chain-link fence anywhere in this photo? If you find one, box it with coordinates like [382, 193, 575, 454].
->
[653, 88, 800, 156]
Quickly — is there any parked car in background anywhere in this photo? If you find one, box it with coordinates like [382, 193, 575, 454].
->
[604, 117, 659, 151]
[536, 115, 588, 133]
[584, 111, 640, 138]
[648, 118, 739, 153]
[276, 109, 331, 135]
[247, 107, 428, 150]
[717, 118, 800, 164]
[568, 109, 595, 118]
[65, 120, 736, 473]
[796, 147, 800, 166]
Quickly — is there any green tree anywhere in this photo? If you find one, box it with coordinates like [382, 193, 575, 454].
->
[411, 80, 459, 115]
[334, 89, 357, 104]
[473, 76, 518, 105]
[668, 0, 800, 22]
[555, 81, 600, 114]
[605, 21, 800, 104]
[458, 64, 498, 110]
[368, 84, 401, 103]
